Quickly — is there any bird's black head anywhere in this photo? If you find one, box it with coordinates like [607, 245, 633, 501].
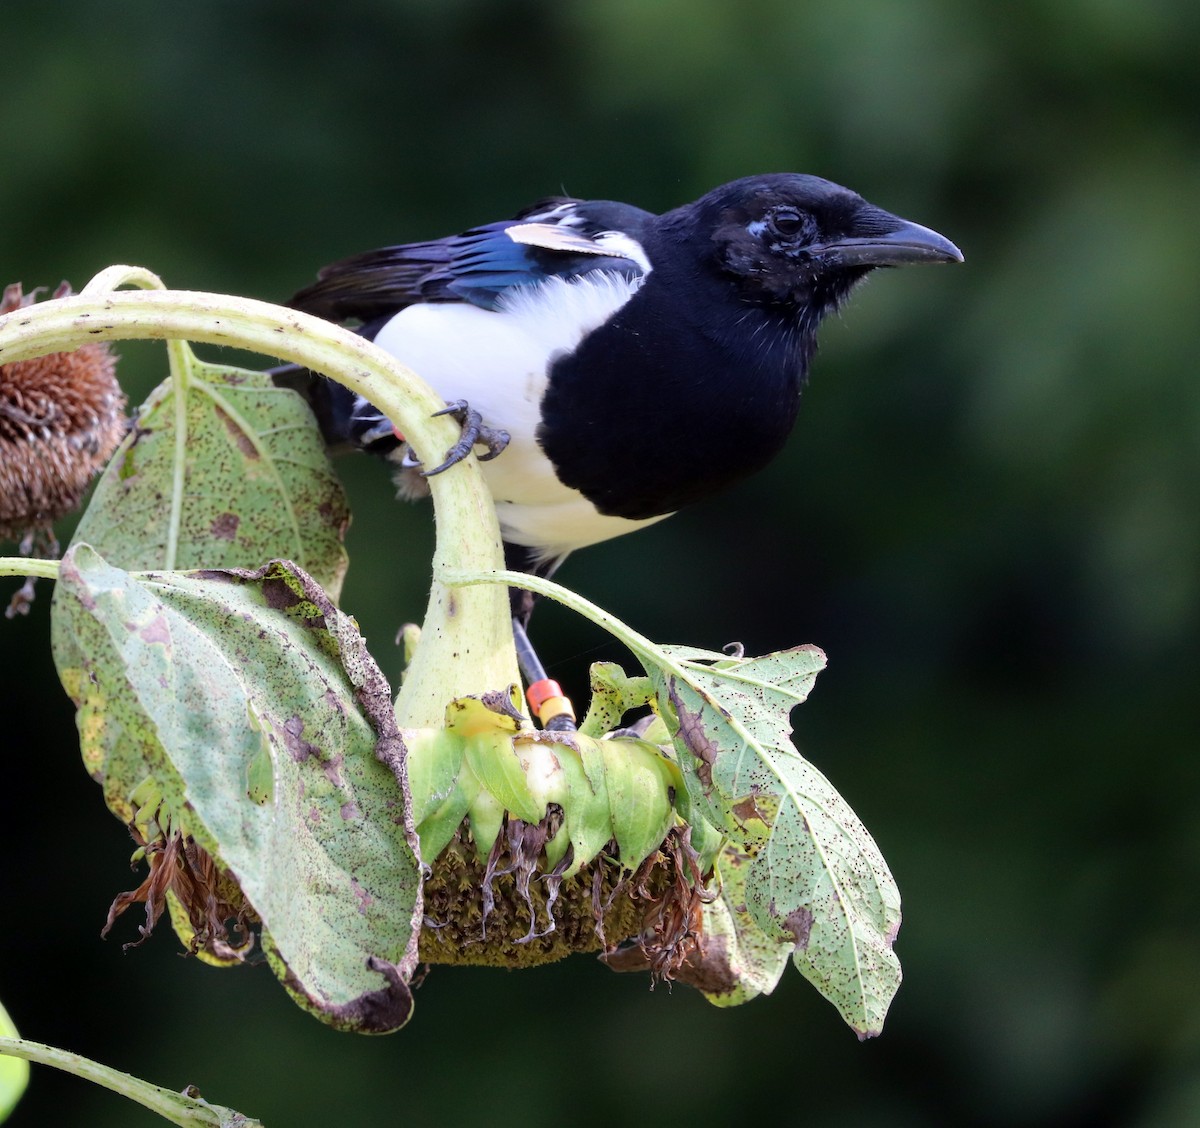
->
[677, 173, 962, 317]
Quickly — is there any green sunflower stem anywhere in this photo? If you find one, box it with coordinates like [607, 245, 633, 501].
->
[0, 558, 60, 582]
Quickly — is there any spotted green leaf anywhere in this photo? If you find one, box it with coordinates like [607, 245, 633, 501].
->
[654, 645, 901, 1038]
[694, 843, 793, 1008]
[51, 545, 421, 1033]
[71, 352, 348, 596]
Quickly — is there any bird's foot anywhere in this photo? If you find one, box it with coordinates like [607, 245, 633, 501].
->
[421, 400, 511, 477]
[608, 713, 657, 741]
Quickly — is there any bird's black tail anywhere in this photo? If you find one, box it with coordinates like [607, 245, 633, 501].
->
[270, 364, 401, 457]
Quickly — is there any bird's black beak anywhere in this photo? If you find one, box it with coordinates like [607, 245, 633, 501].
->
[815, 218, 964, 268]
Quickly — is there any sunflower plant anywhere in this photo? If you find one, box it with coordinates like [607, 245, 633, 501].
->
[0, 268, 900, 1123]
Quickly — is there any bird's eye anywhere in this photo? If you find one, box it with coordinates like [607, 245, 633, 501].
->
[769, 208, 806, 238]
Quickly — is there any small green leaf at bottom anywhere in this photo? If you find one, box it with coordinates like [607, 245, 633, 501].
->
[0, 1002, 29, 1123]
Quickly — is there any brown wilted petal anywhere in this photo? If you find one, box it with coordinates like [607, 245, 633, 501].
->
[102, 822, 257, 961]
[601, 825, 714, 985]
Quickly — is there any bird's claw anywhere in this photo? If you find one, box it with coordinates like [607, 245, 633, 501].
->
[421, 399, 511, 477]
[606, 713, 657, 740]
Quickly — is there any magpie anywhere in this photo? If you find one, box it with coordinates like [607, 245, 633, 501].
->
[284, 173, 961, 725]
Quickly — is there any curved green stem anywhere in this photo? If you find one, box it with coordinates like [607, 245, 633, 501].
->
[448, 567, 667, 671]
[79, 266, 193, 568]
[79, 265, 168, 294]
[0, 272, 518, 725]
[0, 1036, 258, 1126]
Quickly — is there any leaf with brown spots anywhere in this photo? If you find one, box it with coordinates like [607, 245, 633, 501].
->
[645, 644, 901, 1037]
[689, 842, 793, 1008]
[70, 353, 348, 596]
[51, 545, 421, 1033]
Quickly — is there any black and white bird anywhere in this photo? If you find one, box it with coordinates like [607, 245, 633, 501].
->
[283, 173, 961, 722]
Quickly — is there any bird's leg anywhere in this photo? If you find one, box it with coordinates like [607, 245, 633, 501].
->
[421, 400, 511, 478]
[512, 617, 576, 731]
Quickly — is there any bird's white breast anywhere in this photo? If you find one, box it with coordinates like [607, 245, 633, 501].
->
[370, 272, 667, 562]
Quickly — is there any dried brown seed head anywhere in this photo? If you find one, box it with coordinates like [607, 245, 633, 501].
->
[0, 281, 128, 543]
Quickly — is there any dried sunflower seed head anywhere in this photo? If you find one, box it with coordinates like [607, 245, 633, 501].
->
[0, 281, 127, 545]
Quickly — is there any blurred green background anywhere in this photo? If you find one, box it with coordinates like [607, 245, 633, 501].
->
[2, 1, 1198, 1124]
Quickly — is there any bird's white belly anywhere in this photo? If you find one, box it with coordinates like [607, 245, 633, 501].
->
[371, 273, 661, 560]
[374, 301, 562, 502]
[494, 496, 669, 564]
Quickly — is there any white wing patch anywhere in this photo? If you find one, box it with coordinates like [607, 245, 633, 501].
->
[505, 222, 613, 254]
[370, 271, 656, 558]
[505, 222, 653, 274]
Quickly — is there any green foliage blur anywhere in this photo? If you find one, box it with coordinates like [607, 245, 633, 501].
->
[2, 2, 1197, 1124]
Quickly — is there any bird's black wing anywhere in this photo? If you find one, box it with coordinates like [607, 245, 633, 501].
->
[289, 199, 655, 323]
